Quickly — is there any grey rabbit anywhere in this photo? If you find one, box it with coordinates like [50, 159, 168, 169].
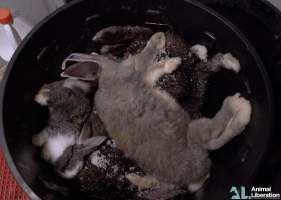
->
[32, 78, 107, 178]
[62, 32, 251, 192]
[93, 25, 240, 118]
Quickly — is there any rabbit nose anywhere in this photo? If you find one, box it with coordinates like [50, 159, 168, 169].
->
[34, 88, 50, 106]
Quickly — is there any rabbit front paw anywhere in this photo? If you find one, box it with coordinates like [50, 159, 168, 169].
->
[164, 57, 182, 74]
[221, 53, 240, 73]
[190, 44, 208, 60]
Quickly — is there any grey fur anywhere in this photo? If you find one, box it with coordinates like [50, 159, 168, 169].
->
[93, 26, 240, 119]
[32, 78, 107, 178]
[63, 32, 251, 189]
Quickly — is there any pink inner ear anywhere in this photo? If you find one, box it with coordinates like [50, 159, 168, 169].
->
[63, 61, 100, 80]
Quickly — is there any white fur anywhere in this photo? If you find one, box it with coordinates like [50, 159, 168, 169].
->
[225, 93, 251, 126]
[190, 44, 208, 60]
[206, 93, 251, 150]
[34, 89, 50, 106]
[60, 161, 83, 179]
[43, 134, 75, 163]
[221, 53, 240, 73]
[63, 78, 91, 92]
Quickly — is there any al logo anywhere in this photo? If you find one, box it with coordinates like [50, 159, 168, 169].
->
[230, 186, 251, 199]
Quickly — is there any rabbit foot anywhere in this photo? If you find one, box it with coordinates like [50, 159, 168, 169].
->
[223, 93, 252, 131]
[201, 53, 240, 73]
[126, 173, 159, 190]
[221, 53, 240, 73]
[164, 57, 182, 74]
[34, 88, 50, 106]
[206, 93, 251, 150]
[190, 44, 208, 60]
[145, 57, 182, 87]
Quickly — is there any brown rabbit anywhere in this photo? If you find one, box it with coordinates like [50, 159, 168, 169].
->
[62, 32, 251, 192]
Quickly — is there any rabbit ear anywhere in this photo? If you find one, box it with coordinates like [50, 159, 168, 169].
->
[61, 53, 109, 81]
[75, 136, 107, 158]
[63, 78, 92, 93]
[79, 136, 107, 151]
[61, 61, 101, 81]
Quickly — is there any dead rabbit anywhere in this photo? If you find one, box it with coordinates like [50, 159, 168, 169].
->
[61, 31, 251, 192]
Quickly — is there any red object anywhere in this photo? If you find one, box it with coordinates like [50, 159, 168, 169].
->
[0, 8, 13, 24]
[0, 148, 29, 200]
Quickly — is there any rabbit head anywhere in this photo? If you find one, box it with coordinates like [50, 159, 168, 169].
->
[34, 78, 95, 126]
[34, 78, 108, 178]
[35, 78, 93, 107]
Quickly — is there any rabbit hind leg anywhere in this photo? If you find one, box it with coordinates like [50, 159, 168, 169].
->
[188, 93, 251, 150]
[205, 93, 251, 150]
[206, 53, 240, 73]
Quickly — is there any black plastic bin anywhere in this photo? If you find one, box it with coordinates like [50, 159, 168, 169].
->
[0, 0, 278, 199]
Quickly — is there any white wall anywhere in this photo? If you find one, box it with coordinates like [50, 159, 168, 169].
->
[0, 0, 65, 25]
[0, 0, 65, 68]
